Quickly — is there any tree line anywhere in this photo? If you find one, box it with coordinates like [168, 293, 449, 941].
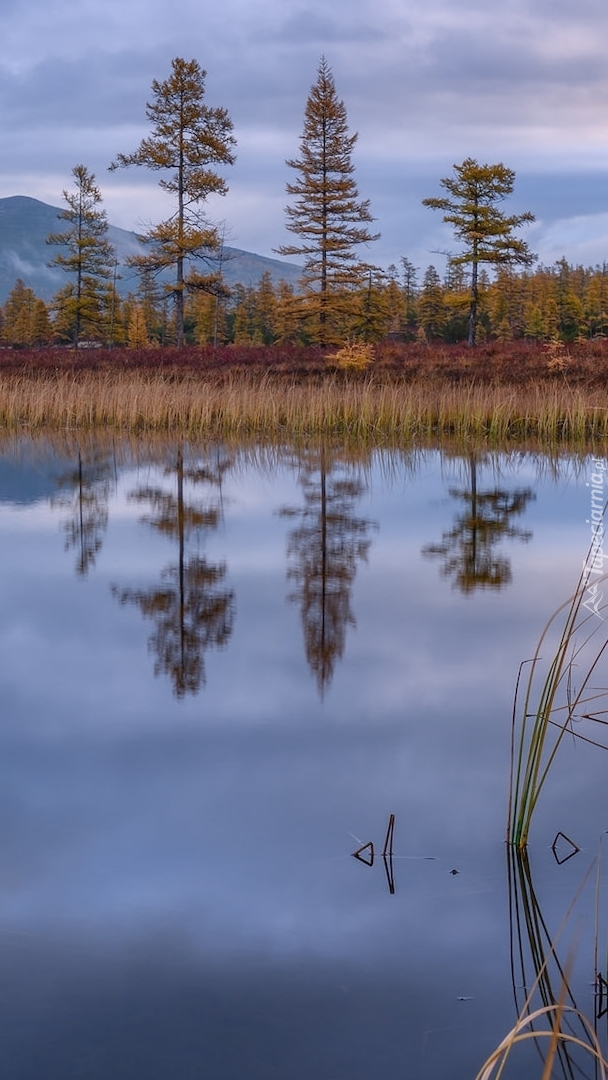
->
[0, 56, 601, 348]
[4, 255, 608, 348]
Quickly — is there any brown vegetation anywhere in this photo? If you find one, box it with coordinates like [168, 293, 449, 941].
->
[0, 341, 607, 445]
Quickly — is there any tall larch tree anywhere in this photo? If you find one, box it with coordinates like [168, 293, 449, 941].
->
[423, 159, 535, 346]
[47, 165, 116, 345]
[110, 58, 236, 347]
[277, 57, 379, 344]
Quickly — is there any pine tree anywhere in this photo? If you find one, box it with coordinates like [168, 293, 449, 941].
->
[277, 57, 379, 344]
[110, 58, 236, 347]
[47, 165, 116, 344]
[423, 159, 535, 346]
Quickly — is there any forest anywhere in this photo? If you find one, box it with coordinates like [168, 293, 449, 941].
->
[3, 255, 608, 350]
[1, 57, 606, 352]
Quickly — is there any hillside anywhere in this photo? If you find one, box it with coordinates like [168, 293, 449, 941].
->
[0, 196, 302, 304]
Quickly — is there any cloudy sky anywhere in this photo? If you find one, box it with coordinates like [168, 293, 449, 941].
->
[1, 0, 608, 277]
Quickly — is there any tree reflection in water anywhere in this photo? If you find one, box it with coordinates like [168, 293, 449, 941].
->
[422, 453, 535, 592]
[113, 445, 235, 698]
[281, 447, 376, 696]
[52, 449, 113, 577]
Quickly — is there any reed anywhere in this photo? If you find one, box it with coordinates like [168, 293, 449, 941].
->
[479, 850, 606, 1080]
[509, 547, 608, 850]
[475, 1002, 607, 1080]
[1, 368, 608, 446]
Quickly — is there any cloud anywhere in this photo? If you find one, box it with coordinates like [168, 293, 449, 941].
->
[0, 0, 607, 269]
[532, 211, 608, 266]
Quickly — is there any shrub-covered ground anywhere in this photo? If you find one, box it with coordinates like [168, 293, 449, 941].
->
[0, 339, 607, 386]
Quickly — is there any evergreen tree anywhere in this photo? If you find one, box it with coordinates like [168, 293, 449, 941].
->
[127, 304, 150, 347]
[423, 159, 535, 346]
[230, 284, 256, 344]
[383, 266, 407, 337]
[277, 57, 379, 344]
[274, 281, 300, 343]
[110, 58, 236, 347]
[355, 268, 391, 341]
[554, 258, 586, 340]
[253, 271, 278, 344]
[523, 302, 547, 340]
[486, 268, 527, 341]
[418, 266, 446, 341]
[133, 269, 166, 344]
[584, 267, 608, 338]
[3, 279, 37, 346]
[31, 298, 53, 346]
[192, 292, 218, 344]
[400, 257, 419, 335]
[47, 165, 116, 344]
[2, 280, 53, 347]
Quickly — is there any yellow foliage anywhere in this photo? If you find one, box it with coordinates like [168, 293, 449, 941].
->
[330, 340, 375, 370]
[544, 338, 568, 371]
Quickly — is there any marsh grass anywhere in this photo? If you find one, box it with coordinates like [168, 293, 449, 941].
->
[1, 368, 608, 446]
[475, 1001, 607, 1080]
[509, 550, 608, 849]
[507, 847, 592, 1079]
[479, 849, 607, 1080]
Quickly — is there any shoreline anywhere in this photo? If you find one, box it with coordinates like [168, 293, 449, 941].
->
[0, 364, 607, 446]
[0, 342, 607, 446]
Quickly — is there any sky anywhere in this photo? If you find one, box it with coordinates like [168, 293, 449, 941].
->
[1, 0, 608, 279]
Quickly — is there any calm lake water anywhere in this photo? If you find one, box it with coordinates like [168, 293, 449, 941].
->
[0, 436, 607, 1079]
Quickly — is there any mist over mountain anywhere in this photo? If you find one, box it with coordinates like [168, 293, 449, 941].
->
[0, 196, 302, 304]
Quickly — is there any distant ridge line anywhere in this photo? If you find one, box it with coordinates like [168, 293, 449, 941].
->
[0, 195, 302, 304]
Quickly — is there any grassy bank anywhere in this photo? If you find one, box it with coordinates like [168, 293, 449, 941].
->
[1, 342, 608, 445]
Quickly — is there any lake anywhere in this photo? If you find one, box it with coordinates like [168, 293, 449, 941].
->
[0, 435, 607, 1079]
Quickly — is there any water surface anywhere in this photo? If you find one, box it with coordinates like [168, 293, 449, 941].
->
[0, 437, 606, 1079]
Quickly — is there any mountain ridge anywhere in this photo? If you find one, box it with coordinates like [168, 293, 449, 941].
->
[0, 196, 302, 304]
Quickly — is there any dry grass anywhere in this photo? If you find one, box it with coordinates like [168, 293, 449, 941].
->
[1, 367, 608, 446]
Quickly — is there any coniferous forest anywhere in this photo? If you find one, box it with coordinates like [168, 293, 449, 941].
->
[1, 56, 608, 354]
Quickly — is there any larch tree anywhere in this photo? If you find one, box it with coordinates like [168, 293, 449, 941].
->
[422, 159, 535, 346]
[110, 57, 236, 347]
[3, 279, 37, 346]
[280, 448, 375, 696]
[418, 266, 446, 341]
[112, 447, 235, 697]
[277, 57, 379, 344]
[47, 165, 116, 345]
[422, 454, 534, 592]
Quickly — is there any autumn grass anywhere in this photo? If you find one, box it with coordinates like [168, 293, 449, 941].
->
[475, 1000, 607, 1080]
[2, 367, 608, 447]
[508, 538, 608, 849]
[477, 848, 608, 1080]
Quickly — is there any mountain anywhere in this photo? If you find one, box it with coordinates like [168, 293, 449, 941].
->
[0, 196, 302, 304]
